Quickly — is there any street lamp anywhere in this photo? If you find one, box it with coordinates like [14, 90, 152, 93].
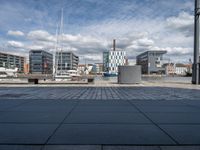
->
[192, 0, 200, 84]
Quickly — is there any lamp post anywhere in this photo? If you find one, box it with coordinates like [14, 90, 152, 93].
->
[192, 0, 200, 84]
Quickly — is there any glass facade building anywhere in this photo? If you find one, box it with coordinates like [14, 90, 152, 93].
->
[29, 50, 53, 74]
[136, 50, 167, 74]
[55, 51, 79, 72]
[0, 52, 25, 73]
[103, 50, 126, 74]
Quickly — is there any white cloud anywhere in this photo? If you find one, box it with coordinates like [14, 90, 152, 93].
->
[137, 38, 154, 47]
[3, 8, 195, 64]
[27, 30, 55, 42]
[166, 12, 193, 36]
[7, 41, 24, 48]
[7, 30, 24, 36]
[82, 54, 102, 61]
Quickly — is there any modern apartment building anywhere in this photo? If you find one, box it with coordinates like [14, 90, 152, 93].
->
[55, 51, 79, 72]
[0, 51, 25, 73]
[136, 50, 167, 74]
[103, 40, 126, 75]
[29, 50, 53, 74]
[103, 51, 126, 73]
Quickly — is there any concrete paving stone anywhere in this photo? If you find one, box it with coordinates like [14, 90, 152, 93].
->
[13, 105, 74, 112]
[48, 124, 175, 145]
[0, 111, 68, 123]
[136, 106, 200, 113]
[73, 106, 139, 113]
[64, 112, 151, 124]
[43, 145, 101, 150]
[159, 125, 200, 144]
[131, 100, 187, 106]
[0, 99, 31, 111]
[78, 100, 130, 106]
[0, 145, 42, 150]
[26, 99, 78, 106]
[146, 112, 200, 124]
[0, 124, 57, 144]
[103, 146, 161, 150]
[183, 101, 200, 107]
[160, 146, 200, 150]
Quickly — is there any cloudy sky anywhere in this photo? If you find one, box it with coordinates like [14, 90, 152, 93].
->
[0, 0, 194, 64]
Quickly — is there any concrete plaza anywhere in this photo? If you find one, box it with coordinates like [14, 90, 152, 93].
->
[0, 85, 200, 149]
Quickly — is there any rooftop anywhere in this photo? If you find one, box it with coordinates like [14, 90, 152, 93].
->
[137, 50, 167, 58]
[0, 51, 25, 58]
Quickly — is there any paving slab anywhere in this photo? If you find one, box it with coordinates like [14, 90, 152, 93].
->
[0, 99, 32, 111]
[64, 112, 151, 124]
[0, 111, 68, 123]
[13, 105, 75, 112]
[182, 100, 200, 108]
[160, 125, 200, 144]
[48, 124, 175, 145]
[103, 146, 161, 150]
[0, 145, 42, 150]
[73, 106, 139, 113]
[146, 112, 200, 124]
[0, 87, 200, 146]
[131, 100, 187, 106]
[160, 146, 200, 150]
[136, 106, 200, 113]
[78, 100, 130, 106]
[43, 145, 101, 150]
[0, 124, 57, 144]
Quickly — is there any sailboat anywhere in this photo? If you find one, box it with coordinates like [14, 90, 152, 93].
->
[0, 67, 18, 77]
[54, 9, 80, 81]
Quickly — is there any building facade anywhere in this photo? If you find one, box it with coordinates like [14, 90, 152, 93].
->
[175, 63, 188, 76]
[95, 63, 103, 74]
[103, 50, 126, 74]
[29, 50, 53, 74]
[136, 50, 167, 74]
[55, 51, 79, 73]
[24, 63, 29, 74]
[164, 63, 176, 75]
[0, 52, 25, 73]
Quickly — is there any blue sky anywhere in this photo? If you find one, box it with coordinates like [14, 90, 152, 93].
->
[0, 0, 194, 63]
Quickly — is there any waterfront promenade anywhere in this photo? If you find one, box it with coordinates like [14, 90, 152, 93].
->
[0, 82, 200, 149]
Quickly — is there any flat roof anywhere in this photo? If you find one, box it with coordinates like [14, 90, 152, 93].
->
[0, 51, 26, 58]
[137, 50, 167, 58]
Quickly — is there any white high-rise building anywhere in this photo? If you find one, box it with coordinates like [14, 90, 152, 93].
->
[103, 40, 126, 75]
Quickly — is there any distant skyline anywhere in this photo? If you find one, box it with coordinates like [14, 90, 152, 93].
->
[0, 0, 194, 64]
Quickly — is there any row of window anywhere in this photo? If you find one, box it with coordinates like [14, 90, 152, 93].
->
[108, 63, 125, 67]
[109, 55, 125, 60]
[109, 51, 125, 56]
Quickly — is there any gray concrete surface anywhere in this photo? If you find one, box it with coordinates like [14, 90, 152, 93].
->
[0, 87, 200, 149]
[118, 65, 141, 84]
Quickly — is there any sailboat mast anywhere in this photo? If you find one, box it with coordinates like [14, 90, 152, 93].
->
[54, 23, 59, 78]
[60, 8, 64, 75]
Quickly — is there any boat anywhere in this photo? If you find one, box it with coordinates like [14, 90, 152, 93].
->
[53, 9, 81, 81]
[0, 67, 18, 77]
[54, 70, 80, 81]
[103, 72, 118, 77]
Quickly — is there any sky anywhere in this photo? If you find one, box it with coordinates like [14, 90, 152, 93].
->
[0, 0, 194, 64]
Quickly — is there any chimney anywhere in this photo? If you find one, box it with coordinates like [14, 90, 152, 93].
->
[113, 39, 116, 51]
